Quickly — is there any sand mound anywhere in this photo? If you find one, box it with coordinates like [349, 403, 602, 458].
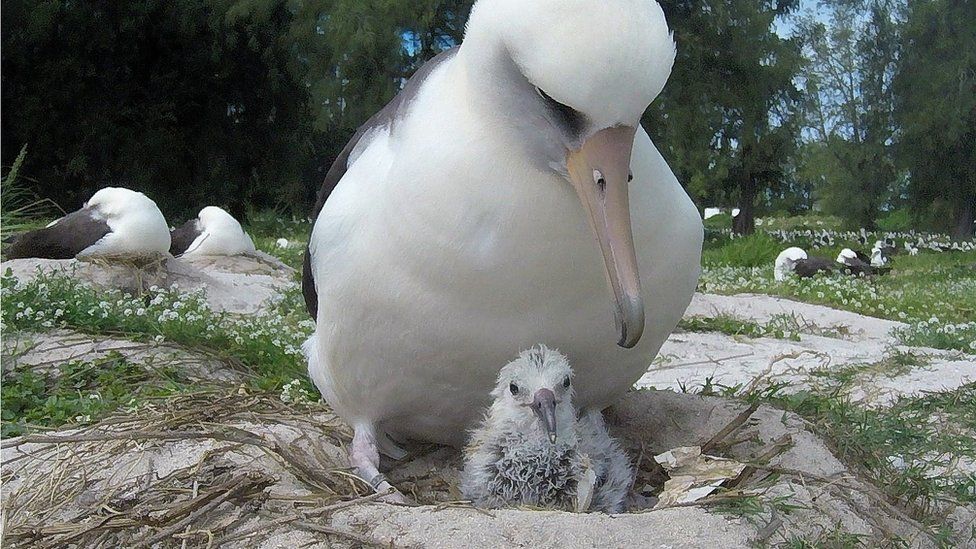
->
[1, 251, 295, 315]
[1, 389, 942, 548]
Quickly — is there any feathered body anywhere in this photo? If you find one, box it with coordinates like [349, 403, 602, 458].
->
[171, 206, 255, 257]
[462, 347, 632, 513]
[5, 187, 170, 259]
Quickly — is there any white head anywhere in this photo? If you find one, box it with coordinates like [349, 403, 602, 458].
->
[490, 345, 577, 444]
[82, 187, 171, 255]
[836, 248, 858, 265]
[86, 187, 158, 220]
[870, 247, 887, 267]
[184, 206, 255, 256]
[462, 0, 677, 348]
[774, 247, 807, 282]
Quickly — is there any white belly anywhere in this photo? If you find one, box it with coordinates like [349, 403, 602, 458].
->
[307, 128, 702, 446]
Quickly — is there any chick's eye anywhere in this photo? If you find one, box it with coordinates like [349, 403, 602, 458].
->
[562, 377, 571, 388]
[509, 383, 519, 395]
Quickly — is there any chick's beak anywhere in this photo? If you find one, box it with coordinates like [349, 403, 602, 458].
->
[566, 126, 645, 348]
[531, 388, 558, 444]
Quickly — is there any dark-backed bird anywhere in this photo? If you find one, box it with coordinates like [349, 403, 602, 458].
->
[775, 247, 836, 279]
[302, 0, 702, 497]
[169, 206, 255, 257]
[5, 187, 170, 260]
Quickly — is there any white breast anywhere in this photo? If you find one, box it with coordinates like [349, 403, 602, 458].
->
[307, 64, 702, 447]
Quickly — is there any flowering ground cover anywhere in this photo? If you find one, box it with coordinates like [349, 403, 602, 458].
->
[1, 215, 973, 546]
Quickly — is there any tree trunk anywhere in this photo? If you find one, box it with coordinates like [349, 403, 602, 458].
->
[951, 191, 975, 240]
[734, 173, 757, 235]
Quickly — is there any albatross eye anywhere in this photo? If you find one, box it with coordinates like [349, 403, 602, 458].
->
[562, 377, 571, 388]
[509, 383, 519, 395]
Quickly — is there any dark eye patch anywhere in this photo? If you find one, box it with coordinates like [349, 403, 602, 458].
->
[535, 86, 586, 137]
[510, 382, 520, 395]
[562, 377, 571, 388]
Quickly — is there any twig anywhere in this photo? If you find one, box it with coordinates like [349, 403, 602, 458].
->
[701, 402, 760, 454]
[2, 429, 271, 450]
[134, 472, 264, 548]
[214, 489, 393, 545]
[291, 521, 388, 548]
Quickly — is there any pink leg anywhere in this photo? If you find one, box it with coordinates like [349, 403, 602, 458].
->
[350, 424, 410, 503]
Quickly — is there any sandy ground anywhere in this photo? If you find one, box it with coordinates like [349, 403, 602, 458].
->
[2, 259, 973, 547]
[639, 293, 975, 408]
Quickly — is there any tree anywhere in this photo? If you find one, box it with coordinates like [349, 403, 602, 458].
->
[795, 0, 901, 229]
[1, 0, 473, 219]
[648, 0, 802, 234]
[893, 0, 976, 239]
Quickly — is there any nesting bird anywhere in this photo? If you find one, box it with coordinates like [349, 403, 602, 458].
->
[170, 206, 255, 257]
[462, 346, 633, 513]
[774, 247, 836, 280]
[5, 187, 171, 260]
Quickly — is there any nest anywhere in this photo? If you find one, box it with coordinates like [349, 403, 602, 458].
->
[0, 389, 403, 548]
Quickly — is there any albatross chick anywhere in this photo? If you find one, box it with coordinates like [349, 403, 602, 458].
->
[462, 346, 632, 513]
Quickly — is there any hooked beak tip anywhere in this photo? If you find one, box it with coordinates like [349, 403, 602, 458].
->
[548, 433, 557, 444]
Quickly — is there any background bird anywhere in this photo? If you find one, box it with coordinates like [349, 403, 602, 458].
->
[170, 206, 256, 257]
[462, 346, 632, 513]
[774, 247, 837, 279]
[4, 187, 170, 260]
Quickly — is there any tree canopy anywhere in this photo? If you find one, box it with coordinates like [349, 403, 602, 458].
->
[1, 0, 972, 236]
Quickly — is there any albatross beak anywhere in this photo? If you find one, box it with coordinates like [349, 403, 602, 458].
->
[566, 125, 645, 348]
[531, 388, 558, 444]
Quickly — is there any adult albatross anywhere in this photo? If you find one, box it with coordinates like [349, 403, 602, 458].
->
[303, 0, 703, 496]
[5, 187, 171, 260]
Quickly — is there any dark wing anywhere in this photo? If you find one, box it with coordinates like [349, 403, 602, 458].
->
[5, 209, 110, 259]
[854, 250, 870, 263]
[838, 256, 873, 277]
[793, 257, 836, 278]
[302, 46, 460, 320]
[169, 219, 201, 256]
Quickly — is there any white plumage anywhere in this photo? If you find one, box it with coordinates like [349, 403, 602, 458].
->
[774, 246, 808, 282]
[77, 187, 172, 257]
[462, 346, 632, 512]
[304, 0, 702, 498]
[180, 207, 255, 257]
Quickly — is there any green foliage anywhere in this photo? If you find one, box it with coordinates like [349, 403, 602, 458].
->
[646, 0, 802, 233]
[700, 243, 976, 352]
[702, 212, 733, 231]
[1, 145, 60, 241]
[0, 1, 473, 218]
[794, 0, 901, 230]
[702, 232, 782, 268]
[1, 270, 315, 392]
[1, 352, 187, 437]
[766, 383, 976, 510]
[876, 208, 913, 232]
[893, 0, 976, 239]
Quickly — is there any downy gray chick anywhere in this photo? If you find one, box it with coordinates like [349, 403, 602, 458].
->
[461, 345, 632, 512]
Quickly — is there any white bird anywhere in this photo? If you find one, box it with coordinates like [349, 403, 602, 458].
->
[6, 187, 171, 259]
[170, 206, 256, 257]
[774, 247, 837, 280]
[462, 346, 632, 512]
[302, 0, 702, 497]
[774, 247, 807, 281]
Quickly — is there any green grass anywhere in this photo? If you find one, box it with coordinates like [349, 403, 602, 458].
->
[1, 269, 316, 393]
[1, 145, 61, 241]
[1, 351, 189, 437]
[747, 382, 976, 521]
[679, 311, 852, 341]
[245, 209, 311, 270]
[700, 245, 976, 352]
